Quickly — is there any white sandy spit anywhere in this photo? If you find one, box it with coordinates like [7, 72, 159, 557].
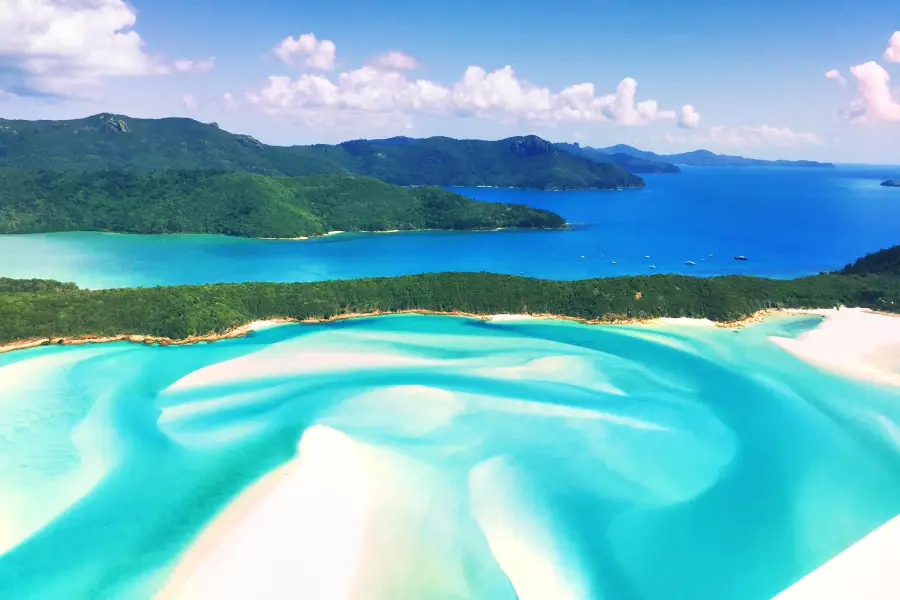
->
[157, 425, 370, 600]
[769, 308, 900, 385]
[774, 514, 900, 600]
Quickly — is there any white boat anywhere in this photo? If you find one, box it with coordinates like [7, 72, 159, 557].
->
[685, 260, 696, 265]
[649, 264, 656, 269]
[644, 255, 651, 259]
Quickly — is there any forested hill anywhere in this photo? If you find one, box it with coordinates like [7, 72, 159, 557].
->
[0, 170, 566, 238]
[0, 114, 643, 191]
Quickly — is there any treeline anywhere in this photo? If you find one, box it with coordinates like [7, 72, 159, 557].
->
[0, 169, 565, 237]
[2, 271, 898, 344]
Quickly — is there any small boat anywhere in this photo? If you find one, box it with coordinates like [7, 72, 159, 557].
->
[685, 260, 696, 265]
[580, 255, 585, 259]
[611, 260, 617, 264]
[708, 253, 714, 257]
[644, 255, 651, 259]
[649, 264, 656, 269]
[734, 255, 748, 261]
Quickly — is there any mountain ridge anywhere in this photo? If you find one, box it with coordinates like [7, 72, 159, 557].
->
[0, 114, 644, 191]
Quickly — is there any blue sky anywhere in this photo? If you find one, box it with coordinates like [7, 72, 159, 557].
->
[1, 0, 899, 163]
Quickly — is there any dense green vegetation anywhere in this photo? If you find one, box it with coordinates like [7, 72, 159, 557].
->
[2, 266, 898, 344]
[842, 245, 900, 277]
[0, 114, 642, 190]
[555, 142, 681, 173]
[0, 169, 565, 237]
[0, 278, 79, 293]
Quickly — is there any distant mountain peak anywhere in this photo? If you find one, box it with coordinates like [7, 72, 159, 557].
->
[510, 135, 556, 157]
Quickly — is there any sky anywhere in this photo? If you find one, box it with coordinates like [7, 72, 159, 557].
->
[0, 0, 899, 163]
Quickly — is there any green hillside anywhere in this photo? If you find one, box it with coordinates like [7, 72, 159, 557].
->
[0, 114, 643, 190]
[0, 169, 565, 238]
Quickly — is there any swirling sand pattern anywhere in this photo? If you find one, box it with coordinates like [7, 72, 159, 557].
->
[1, 315, 899, 599]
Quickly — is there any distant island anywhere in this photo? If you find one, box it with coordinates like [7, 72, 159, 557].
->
[2, 244, 898, 348]
[570, 144, 835, 169]
[554, 143, 681, 174]
[0, 114, 643, 191]
[0, 170, 565, 237]
[882, 180, 900, 187]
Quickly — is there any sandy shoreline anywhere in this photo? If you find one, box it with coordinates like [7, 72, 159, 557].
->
[3, 306, 898, 362]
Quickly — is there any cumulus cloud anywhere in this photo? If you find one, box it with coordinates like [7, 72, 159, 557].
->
[678, 104, 700, 129]
[0, 0, 212, 97]
[666, 125, 821, 149]
[173, 57, 216, 74]
[273, 33, 336, 70]
[248, 57, 683, 127]
[847, 61, 900, 123]
[371, 50, 419, 71]
[825, 69, 847, 86]
[885, 32, 900, 63]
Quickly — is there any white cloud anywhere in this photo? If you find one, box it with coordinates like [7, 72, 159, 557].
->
[0, 0, 212, 97]
[248, 60, 683, 127]
[678, 104, 700, 129]
[173, 57, 216, 74]
[847, 61, 900, 123]
[273, 33, 336, 70]
[222, 92, 239, 112]
[885, 32, 900, 63]
[0, 0, 164, 96]
[825, 69, 847, 86]
[371, 50, 419, 71]
[666, 125, 821, 149]
[182, 94, 198, 110]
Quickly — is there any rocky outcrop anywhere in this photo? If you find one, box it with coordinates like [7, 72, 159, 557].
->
[510, 135, 556, 157]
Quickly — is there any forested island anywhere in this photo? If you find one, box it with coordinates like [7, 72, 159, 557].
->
[0, 170, 565, 237]
[882, 180, 900, 187]
[0, 114, 642, 191]
[2, 245, 899, 346]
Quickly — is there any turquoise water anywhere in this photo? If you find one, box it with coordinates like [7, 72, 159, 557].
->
[2, 166, 900, 288]
[2, 315, 899, 599]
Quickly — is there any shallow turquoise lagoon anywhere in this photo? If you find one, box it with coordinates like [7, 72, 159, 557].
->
[1, 314, 899, 599]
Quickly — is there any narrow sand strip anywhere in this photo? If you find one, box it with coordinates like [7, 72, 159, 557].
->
[769, 308, 900, 386]
[773, 514, 900, 599]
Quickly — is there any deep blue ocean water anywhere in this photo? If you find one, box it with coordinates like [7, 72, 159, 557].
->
[1, 165, 899, 288]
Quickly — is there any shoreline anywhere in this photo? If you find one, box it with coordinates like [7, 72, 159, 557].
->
[256, 225, 570, 241]
[0, 307, 836, 356]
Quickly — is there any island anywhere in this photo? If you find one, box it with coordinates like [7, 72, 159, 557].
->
[1, 244, 898, 348]
[882, 180, 900, 187]
[595, 145, 835, 169]
[0, 170, 565, 237]
[0, 114, 643, 191]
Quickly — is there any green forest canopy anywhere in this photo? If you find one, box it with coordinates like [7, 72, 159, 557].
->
[0, 114, 643, 190]
[0, 169, 565, 237]
[2, 245, 899, 344]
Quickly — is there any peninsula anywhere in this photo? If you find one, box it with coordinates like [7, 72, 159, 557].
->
[0, 170, 565, 237]
[882, 180, 900, 187]
[2, 244, 899, 348]
[0, 114, 642, 191]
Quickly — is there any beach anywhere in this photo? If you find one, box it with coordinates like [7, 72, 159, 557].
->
[769, 308, 900, 386]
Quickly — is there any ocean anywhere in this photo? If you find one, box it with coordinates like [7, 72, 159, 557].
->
[0, 165, 899, 288]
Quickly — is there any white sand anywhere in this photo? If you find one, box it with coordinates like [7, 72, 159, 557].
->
[774, 514, 900, 599]
[769, 308, 900, 385]
[652, 317, 717, 328]
[157, 425, 370, 600]
[490, 314, 538, 322]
